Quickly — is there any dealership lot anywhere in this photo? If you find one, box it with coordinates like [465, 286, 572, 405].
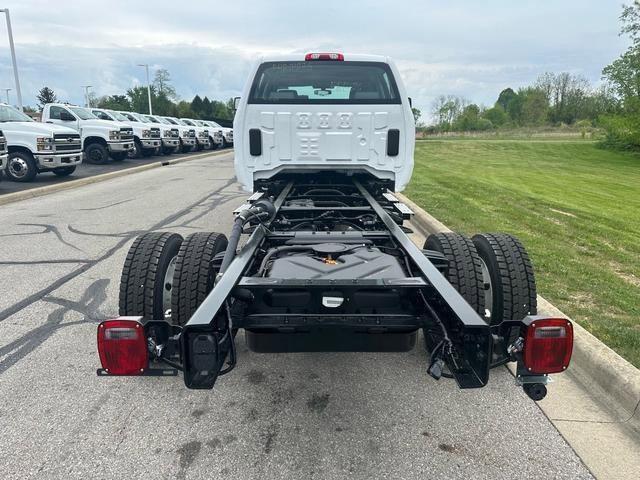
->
[0, 151, 592, 479]
[0, 148, 232, 196]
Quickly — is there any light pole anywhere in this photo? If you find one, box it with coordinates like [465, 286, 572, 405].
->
[3, 88, 11, 104]
[137, 63, 152, 114]
[81, 85, 92, 107]
[0, 9, 23, 111]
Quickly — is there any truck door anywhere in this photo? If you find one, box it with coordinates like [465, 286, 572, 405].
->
[47, 105, 80, 131]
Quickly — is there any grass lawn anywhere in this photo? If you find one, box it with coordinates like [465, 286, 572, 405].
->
[405, 139, 640, 367]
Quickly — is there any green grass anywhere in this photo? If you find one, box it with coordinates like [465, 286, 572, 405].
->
[405, 139, 640, 367]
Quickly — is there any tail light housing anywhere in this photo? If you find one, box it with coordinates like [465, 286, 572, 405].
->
[97, 317, 148, 375]
[523, 318, 573, 374]
[305, 52, 344, 61]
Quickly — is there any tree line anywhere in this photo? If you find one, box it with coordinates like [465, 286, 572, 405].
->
[428, 73, 618, 134]
[426, 2, 640, 150]
[33, 68, 235, 121]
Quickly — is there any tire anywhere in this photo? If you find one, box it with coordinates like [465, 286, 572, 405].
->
[84, 143, 110, 165]
[221, 138, 228, 149]
[52, 166, 76, 177]
[171, 232, 228, 326]
[129, 139, 143, 159]
[119, 232, 183, 320]
[424, 232, 485, 315]
[208, 137, 216, 150]
[111, 152, 127, 161]
[180, 140, 190, 154]
[141, 147, 154, 158]
[472, 233, 537, 325]
[6, 152, 37, 182]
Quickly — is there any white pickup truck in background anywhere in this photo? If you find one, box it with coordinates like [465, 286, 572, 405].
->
[41, 103, 134, 164]
[142, 114, 180, 154]
[160, 116, 197, 153]
[96, 109, 161, 158]
[204, 120, 233, 148]
[1, 103, 82, 182]
[178, 118, 211, 151]
[193, 120, 223, 149]
[0, 128, 7, 176]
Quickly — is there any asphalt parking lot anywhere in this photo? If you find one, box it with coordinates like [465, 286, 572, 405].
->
[0, 151, 592, 479]
[0, 147, 232, 196]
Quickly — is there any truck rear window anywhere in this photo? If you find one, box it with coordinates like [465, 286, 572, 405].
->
[248, 61, 401, 104]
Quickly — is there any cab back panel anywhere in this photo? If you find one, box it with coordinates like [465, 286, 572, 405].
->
[234, 57, 414, 192]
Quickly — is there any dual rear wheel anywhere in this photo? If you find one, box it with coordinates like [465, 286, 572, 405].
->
[424, 232, 537, 324]
[119, 231, 228, 326]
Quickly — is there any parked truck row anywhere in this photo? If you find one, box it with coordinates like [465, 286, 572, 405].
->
[0, 102, 233, 183]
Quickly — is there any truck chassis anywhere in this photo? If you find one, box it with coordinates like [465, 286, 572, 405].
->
[99, 174, 571, 400]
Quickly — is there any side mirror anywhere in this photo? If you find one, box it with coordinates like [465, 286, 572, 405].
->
[408, 97, 413, 108]
[60, 110, 75, 121]
[233, 96, 241, 110]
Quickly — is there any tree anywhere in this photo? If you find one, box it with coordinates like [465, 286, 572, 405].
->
[520, 87, 550, 126]
[36, 86, 57, 110]
[482, 105, 507, 127]
[97, 95, 131, 111]
[496, 88, 517, 111]
[601, 2, 640, 149]
[191, 95, 204, 117]
[431, 95, 468, 131]
[411, 107, 421, 123]
[87, 90, 99, 108]
[153, 69, 177, 100]
[127, 85, 157, 113]
[202, 96, 213, 118]
[535, 72, 589, 124]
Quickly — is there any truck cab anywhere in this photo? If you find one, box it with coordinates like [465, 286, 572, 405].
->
[0, 103, 82, 182]
[144, 114, 180, 154]
[234, 53, 414, 192]
[204, 120, 233, 148]
[41, 103, 134, 164]
[106, 110, 161, 158]
[179, 118, 211, 151]
[160, 116, 197, 153]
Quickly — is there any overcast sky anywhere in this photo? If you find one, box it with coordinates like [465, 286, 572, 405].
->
[0, 1, 630, 120]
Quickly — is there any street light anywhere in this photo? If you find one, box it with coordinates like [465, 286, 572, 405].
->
[81, 85, 93, 107]
[3, 88, 11, 104]
[0, 9, 23, 111]
[137, 63, 153, 115]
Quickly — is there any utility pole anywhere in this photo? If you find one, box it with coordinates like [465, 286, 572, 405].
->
[0, 9, 23, 111]
[3, 88, 11, 104]
[81, 85, 93, 107]
[137, 63, 153, 114]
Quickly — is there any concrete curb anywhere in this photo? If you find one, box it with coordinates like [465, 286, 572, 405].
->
[0, 149, 230, 207]
[396, 191, 640, 428]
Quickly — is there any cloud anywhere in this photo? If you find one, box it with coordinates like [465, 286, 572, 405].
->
[0, 0, 629, 119]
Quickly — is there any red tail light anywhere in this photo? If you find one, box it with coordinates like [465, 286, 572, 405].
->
[305, 52, 344, 61]
[97, 317, 148, 375]
[523, 318, 573, 374]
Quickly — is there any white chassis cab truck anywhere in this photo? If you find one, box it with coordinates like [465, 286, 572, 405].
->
[194, 120, 223, 149]
[160, 116, 197, 153]
[103, 110, 161, 158]
[98, 53, 572, 403]
[0, 103, 82, 182]
[42, 104, 134, 165]
[179, 118, 211, 151]
[144, 115, 180, 154]
[204, 120, 233, 148]
[0, 128, 7, 176]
